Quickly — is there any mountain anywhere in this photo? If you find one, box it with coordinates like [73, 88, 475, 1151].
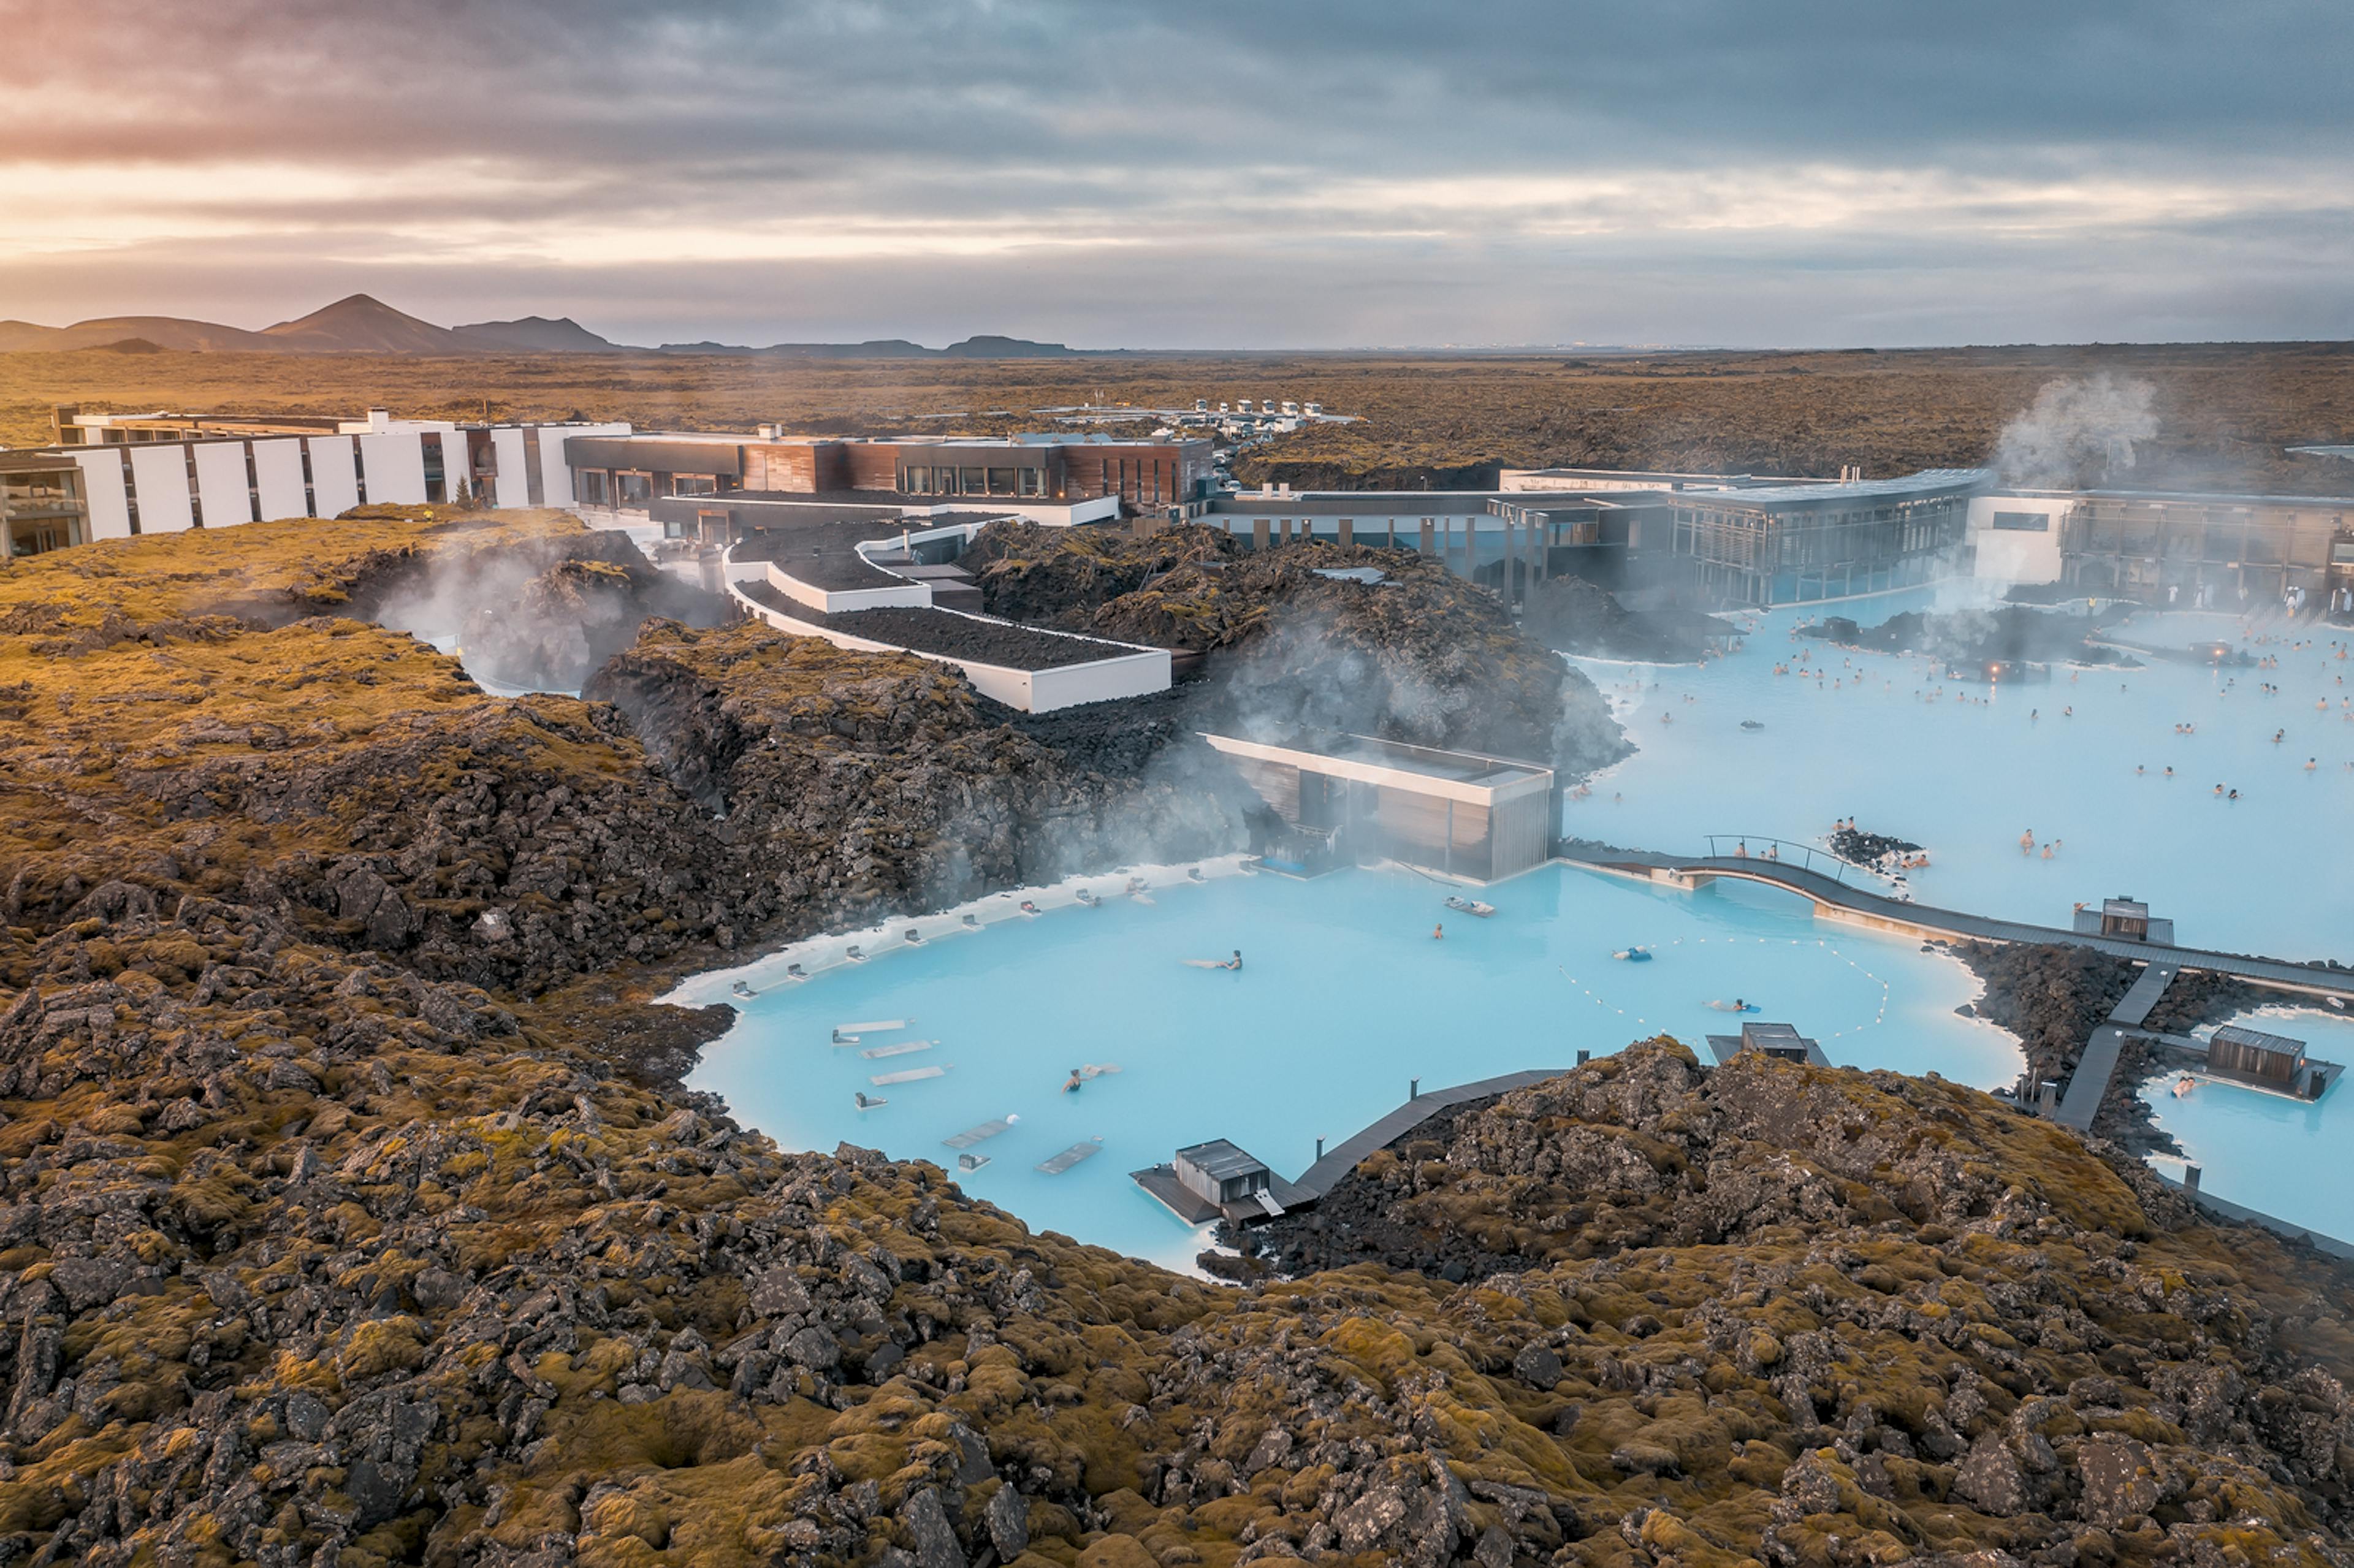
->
[259, 294, 473, 354]
[451, 315, 620, 352]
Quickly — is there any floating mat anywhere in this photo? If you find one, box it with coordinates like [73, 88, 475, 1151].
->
[942, 1117, 1016, 1149]
[1035, 1140, 1104, 1175]
[859, 1040, 935, 1059]
[870, 1065, 947, 1086]
[837, 1018, 912, 1034]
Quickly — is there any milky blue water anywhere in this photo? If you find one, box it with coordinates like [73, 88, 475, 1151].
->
[2139, 1007, 2354, 1243]
[1566, 595, 2354, 958]
[1564, 588, 2354, 1240]
[688, 864, 2009, 1267]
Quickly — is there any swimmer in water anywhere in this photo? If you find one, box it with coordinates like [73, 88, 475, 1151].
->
[1062, 1068, 1084, 1094]
[1432, 923, 1444, 940]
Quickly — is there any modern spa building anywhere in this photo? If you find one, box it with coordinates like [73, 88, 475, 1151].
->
[1964, 486, 2354, 609]
[1195, 467, 1991, 608]
[562, 430, 1216, 525]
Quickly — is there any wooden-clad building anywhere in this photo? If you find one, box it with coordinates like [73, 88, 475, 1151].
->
[1203, 730, 1555, 883]
[563, 432, 1214, 520]
[2207, 1025, 2306, 1087]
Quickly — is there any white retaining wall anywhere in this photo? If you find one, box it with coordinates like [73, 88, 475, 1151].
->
[725, 570, 1170, 713]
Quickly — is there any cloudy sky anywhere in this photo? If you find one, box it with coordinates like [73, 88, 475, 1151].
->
[3, 0, 2349, 348]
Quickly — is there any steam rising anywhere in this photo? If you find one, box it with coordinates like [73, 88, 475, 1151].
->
[1992, 373, 2158, 489]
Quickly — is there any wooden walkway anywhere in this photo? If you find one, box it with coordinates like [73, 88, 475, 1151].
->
[1563, 850, 2350, 999]
[2055, 962, 2179, 1130]
[1292, 1068, 1565, 1199]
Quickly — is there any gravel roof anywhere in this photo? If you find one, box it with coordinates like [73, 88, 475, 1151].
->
[739, 580, 1140, 669]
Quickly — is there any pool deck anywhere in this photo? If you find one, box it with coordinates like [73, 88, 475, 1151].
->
[1561, 849, 2351, 1000]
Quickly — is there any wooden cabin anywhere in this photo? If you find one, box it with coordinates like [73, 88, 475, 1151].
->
[2100, 898, 2151, 940]
[2207, 1024, 2306, 1087]
[1740, 1022, 1814, 1062]
[1704, 1021, 1827, 1067]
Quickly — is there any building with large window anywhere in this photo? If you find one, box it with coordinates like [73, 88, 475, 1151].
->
[561, 431, 1215, 522]
[1664, 470, 1987, 606]
[1964, 487, 2354, 611]
[0, 453, 90, 559]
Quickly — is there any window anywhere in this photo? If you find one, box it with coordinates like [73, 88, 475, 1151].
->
[672, 474, 717, 497]
[986, 466, 1018, 495]
[617, 473, 653, 505]
[960, 467, 986, 494]
[1020, 468, 1042, 496]
[1990, 511, 2050, 533]
[902, 466, 930, 493]
[576, 470, 610, 506]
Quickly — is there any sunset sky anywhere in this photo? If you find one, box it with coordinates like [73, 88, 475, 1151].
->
[4, 0, 2349, 348]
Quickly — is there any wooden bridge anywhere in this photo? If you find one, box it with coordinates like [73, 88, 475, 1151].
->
[1560, 840, 2351, 1003]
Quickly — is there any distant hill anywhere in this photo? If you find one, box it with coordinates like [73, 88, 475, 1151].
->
[451, 315, 621, 352]
[655, 335, 1084, 359]
[941, 335, 1077, 358]
[0, 315, 276, 352]
[766, 339, 936, 358]
[0, 296, 1093, 356]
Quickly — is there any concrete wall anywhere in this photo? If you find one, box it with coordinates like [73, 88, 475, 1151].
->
[128, 446, 196, 533]
[308, 436, 360, 517]
[70, 451, 133, 541]
[1029, 648, 1177, 708]
[724, 573, 1170, 712]
[490, 428, 532, 509]
[252, 440, 309, 521]
[358, 432, 427, 506]
[765, 560, 931, 615]
[1966, 494, 2072, 584]
[191, 441, 256, 527]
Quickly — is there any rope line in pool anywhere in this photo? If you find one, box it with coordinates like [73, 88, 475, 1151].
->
[1555, 935, 1891, 1038]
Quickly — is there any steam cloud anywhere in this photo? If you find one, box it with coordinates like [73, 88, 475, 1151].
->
[1992, 373, 2158, 490]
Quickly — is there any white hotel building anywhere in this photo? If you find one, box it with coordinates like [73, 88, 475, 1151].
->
[41, 407, 629, 543]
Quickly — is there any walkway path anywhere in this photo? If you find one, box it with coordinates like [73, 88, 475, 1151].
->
[1561, 849, 2348, 999]
[2055, 962, 2178, 1130]
[1292, 1068, 1563, 1198]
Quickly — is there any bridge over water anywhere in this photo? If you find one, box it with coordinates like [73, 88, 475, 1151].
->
[1559, 837, 2350, 1003]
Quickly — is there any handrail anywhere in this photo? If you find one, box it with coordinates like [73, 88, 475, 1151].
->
[1699, 835, 1852, 885]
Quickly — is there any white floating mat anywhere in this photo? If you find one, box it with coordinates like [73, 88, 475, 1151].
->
[942, 1117, 1017, 1149]
[869, 1065, 947, 1086]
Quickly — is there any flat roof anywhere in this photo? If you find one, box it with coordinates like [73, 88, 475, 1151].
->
[2076, 488, 2354, 511]
[1202, 729, 1553, 802]
[2212, 1024, 2306, 1056]
[1679, 468, 1991, 509]
[0, 451, 85, 473]
[1175, 1140, 1267, 1179]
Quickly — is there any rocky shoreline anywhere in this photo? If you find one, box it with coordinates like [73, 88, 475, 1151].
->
[1948, 940, 2264, 1158]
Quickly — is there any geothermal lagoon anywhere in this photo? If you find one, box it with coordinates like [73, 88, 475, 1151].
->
[688, 584, 2354, 1266]
[685, 863, 2008, 1268]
